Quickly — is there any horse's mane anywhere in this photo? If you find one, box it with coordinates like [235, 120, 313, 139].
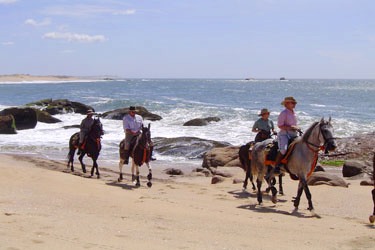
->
[302, 121, 319, 143]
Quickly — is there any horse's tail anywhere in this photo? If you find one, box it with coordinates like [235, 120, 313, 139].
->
[238, 145, 249, 171]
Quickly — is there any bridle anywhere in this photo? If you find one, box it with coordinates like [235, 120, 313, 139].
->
[305, 121, 335, 153]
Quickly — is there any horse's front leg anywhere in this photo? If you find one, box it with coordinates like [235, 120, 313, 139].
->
[131, 161, 136, 183]
[118, 159, 124, 182]
[370, 189, 375, 223]
[78, 153, 86, 173]
[301, 178, 313, 211]
[293, 180, 304, 210]
[146, 162, 152, 188]
[93, 158, 100, 179]
[135, 164, 140, 187]
[278, 174, 284, 195]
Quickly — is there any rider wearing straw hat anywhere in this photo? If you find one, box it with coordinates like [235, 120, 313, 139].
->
[252, 108, 276, 142]
[274, 96, 300, 168]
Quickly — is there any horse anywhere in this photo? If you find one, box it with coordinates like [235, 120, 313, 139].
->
[370, 152, 375, 224]
[118, 124, 153, 187]
[251, 118, 337, 213]
[67, 118, 104, 178]
[239, 140, 284, 195]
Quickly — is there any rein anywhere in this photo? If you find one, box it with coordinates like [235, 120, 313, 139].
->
[305, 123, 329, 153]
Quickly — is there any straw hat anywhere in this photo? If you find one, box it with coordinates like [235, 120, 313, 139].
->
[281, 96, 297, 105]
[258, 108, 270, 116]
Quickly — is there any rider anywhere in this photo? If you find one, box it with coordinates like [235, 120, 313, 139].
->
[122, 106, 144, 164]
[274, 96, 300, 170]
[78, 109, 95, 155]
[252, 108, 276, 142]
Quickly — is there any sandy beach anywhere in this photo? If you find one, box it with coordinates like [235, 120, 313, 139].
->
[0, 154, 374, 250]
[0, 74, 91, 83]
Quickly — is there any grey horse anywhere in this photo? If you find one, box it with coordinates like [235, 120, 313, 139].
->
[251, 118, 337, 213]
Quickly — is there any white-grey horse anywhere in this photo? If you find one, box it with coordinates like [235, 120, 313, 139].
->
[251, 118, 337, 213]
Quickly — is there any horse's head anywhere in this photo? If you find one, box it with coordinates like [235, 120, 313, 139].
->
[140, 123, 151, 145]
[90, 118, 104, 138]
[319, 117, 337, 152]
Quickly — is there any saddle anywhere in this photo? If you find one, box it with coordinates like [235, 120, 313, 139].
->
[264, 136, 298, 165]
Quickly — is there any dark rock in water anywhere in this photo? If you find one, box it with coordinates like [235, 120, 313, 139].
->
[153, 136, 231, 159]
[164, 168, 184, 175]
[360, 179, 374, 186]
[0, 114, 17, 134]
[342, 160, 365, 177]
[34, 109, 62, 123]
[183, 117, 221, 126]
[102, 106, 162, 121]
[202, 146, 241, 168]
[0, 107, 37, 130]
[63, 125, 80, 129]
[307, 172, 349, 187]
[26, 98, 94, 115]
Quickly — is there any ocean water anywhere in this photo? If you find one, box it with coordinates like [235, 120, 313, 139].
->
[0, 79, 374, 169]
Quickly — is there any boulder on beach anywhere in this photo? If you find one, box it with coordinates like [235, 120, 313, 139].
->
[342, 160, 367, 177]
[183, 117, 221, 126]
[307, 172, 349, 187]
[153, 137, 231, 159]
[202, 146, 241, 168]
[0, 114, 17, 134]
[101, 106, 162, 121]
[0, 107, 37, 130]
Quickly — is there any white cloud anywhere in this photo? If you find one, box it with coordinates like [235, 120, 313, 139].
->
[0, 0, 17, 4]
[43, 32, 106, 43]
[42, 5, 136, 17]
[24, 18, 51, 27]
[2, 41, 14, 45]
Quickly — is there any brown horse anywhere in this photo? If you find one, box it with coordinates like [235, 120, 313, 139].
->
[67, 118, 104, 178]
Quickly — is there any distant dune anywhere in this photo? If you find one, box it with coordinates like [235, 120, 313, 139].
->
[0, 74, 89, 82]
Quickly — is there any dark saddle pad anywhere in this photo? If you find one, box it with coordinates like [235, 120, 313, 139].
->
[266, 140, 279, 161]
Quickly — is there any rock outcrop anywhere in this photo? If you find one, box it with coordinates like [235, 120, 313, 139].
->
[307, 172, 349, 187]
[101, 106, 162, 121]
[153, 137, 231, 159]
[0, 107, 37, 130]
[26, 99, 94, 115]
[0, 114, 17, 134]
[183, 117, 221, 126]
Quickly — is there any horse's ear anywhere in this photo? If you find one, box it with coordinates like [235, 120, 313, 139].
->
[328, 116, 332, 123]
[320, 117, 324, 123]
[148, 123, 151, 129]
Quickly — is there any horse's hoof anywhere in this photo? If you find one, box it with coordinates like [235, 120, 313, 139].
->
[271, 196, 277, 204]
[135, 183, 140, 188]
[369, 215, 375, 224]
[118, 177, 122, 182]
[279, 191, 284, 195]
[131, 175, 136, 182]
[147, 182, 152, 188]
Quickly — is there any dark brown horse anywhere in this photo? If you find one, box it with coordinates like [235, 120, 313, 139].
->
[67, 118, 104, 178]
[239, 140, 284, 195]
[118, 124, 153, 187]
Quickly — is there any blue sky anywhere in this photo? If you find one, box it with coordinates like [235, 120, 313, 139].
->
[0, 0, 374, 78]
